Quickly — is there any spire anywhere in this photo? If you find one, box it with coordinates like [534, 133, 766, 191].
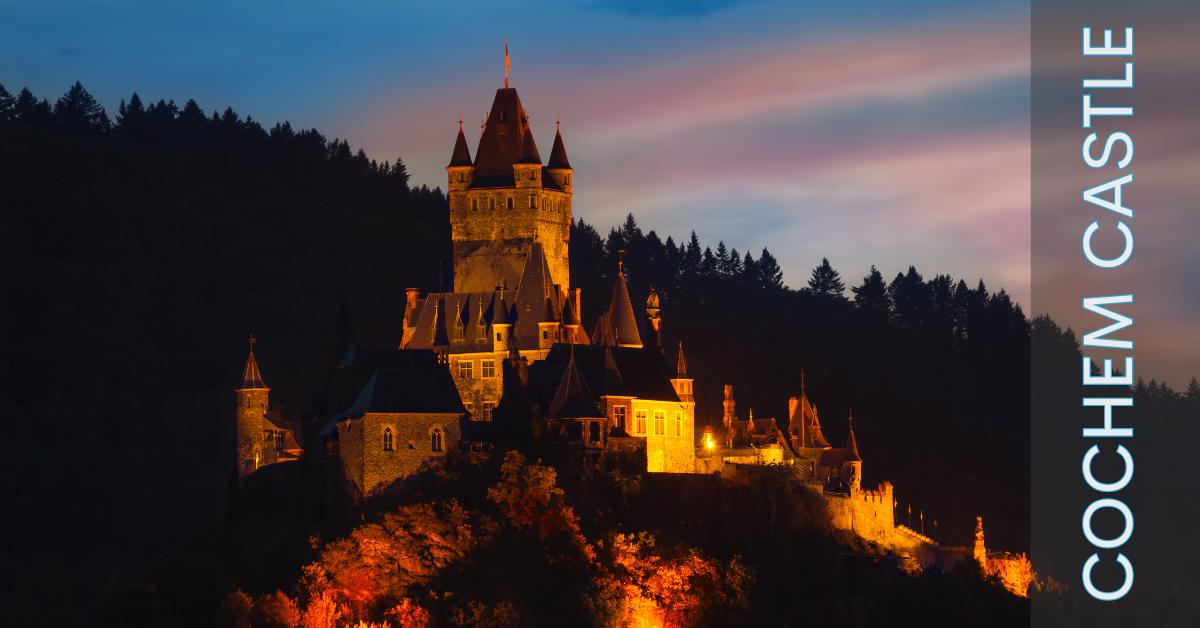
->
[676, 340, 689, 378]
[515, 125, 541, 164]
[449, 116, 472, 166]
[846, 410, 861, 461]
[608, 250, 642, 348]
[239, 335, 268, 390]
[801, 369, 806, 396]
[548, 119, 571, 169]
[547, 344, 602, 419]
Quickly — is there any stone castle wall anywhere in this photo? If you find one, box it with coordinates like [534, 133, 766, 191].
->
[338, 412, 461, 494]
[449, 187, 571, 292]
[822, 483, 897, 548]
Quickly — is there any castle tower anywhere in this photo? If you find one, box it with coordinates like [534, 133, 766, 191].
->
[235, 336, 270, 478]
[670, 341, 694, 403]
[722, 384, 736, 448]
[973, 516, 988, 565]
[446, 72, 573, 293]
[843, 411, 862, 492]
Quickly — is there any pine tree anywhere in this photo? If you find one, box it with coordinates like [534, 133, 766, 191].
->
[683, 231, 702, 277]
[807, 257, 845, 298]
[715, 241, 731, 275]
[757, 248, 785, 290]
[54, 81, 109, 131]
[391, 158, 410, 189]
[0, 83, 14, 122]
[741, 251, 759, 286]
[852, 265, 891, 319]
[725, 247, 742, 276]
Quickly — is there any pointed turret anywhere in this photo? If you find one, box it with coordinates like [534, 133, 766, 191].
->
[607, 250, 642, 348]
[239, 336, 269, 390]
[235, 336, 270, 478]
[548, 120, 571, 169]
[548, 346, 602, 419]
[449, 117, 473, 167]
[676, 341, 689, 378]
[846, 411, 861, 461]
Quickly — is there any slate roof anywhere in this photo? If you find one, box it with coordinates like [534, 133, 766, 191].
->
[317, 349, 464, 437]
[606, 267, 642, 348]
[546, 347, 603, 419]
[449, 124, 473, 167]
[474, 87, 537, 179]
[528, 344, 680, 410]
[547, 127, 571, 169]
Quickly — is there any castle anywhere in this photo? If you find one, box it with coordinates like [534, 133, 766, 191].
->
[229, 67, 1031, 595]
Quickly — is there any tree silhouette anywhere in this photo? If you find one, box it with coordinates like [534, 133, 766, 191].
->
[0, 84, 14, 121]
[852, 265, 891, 320]
[807, 257, 845, 298]
[53, 81, 109, 132]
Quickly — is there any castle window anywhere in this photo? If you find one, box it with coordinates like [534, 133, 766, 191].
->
[506, 196, 513, 210]
[472, 198, 479, 211]
[458, 360, 473, 379]
[613, 405, 627, 431]
[453, 320, 465, 342]
[654, 411, 665, 435]
[589, 421, 601, 442]
[481, 359, 496, 378]
[675, 412, 683, 436]
[382, 427, 394, 451]
[496, 331, 502, 341]
[482, 401, 496, 421]
[529, 195, 537, 209]
[635, 410, 647, 435]
[489, 197, 496, 210]
[542, 330, 549, 340]
[431, 428, 444, 452]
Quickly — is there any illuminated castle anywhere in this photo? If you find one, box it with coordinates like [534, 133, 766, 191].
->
[227, 61, 1030, 595]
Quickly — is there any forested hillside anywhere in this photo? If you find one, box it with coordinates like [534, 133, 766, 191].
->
[4, 81, 1197, 625]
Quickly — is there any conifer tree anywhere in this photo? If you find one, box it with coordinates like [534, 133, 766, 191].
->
[758, 248, 785, 290]
[807, 257, 845, 298]
[54, 81, 109, 131]
[852, 265, 891, 319]
[0, 83, 14, 122]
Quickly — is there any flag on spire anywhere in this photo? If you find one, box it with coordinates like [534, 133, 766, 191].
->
[504, 39, 511, 88]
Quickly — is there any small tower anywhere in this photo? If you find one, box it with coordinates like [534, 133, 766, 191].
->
[235, 336, 270, 478]
[670, 341, 694, 403]
[546, 117, 573, 194]
[973, 516, 988, 565]
[843, 410, 862, 492]
[722, 384, 736, 448]
[491, 291, 513, 353]
[447, 116, 475, 197]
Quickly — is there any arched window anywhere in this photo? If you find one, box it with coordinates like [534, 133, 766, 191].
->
[382, 427, 394, 451]
[431, 427, 444, 452]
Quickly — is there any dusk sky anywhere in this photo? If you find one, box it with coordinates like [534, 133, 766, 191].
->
[2, 0, 1030, 302]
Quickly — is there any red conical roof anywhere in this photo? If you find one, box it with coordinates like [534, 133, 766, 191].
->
[474, 88, 537, 177]
[515, 125, 542, 165]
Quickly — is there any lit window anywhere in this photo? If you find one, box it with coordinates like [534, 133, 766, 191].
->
[482, 401, 496, 421]
[458, 360, 473, 379]
[382, 427, 394, 451]
[481, 359, 496, 378]
[529, 195, 537, 209]
[613, 406, 627, 431]
[431, 428, 444, 452]
[635, 410, 647, 435]
[675, 412, 683, 436]
[654, 411, 665, 435]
